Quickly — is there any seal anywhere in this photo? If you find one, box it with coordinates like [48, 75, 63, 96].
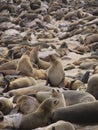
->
[35, 90, 95, 106]
[52, 101, 98, 125]
[0, 98, 59, 129]
[6, 83, 52, 97]
[46, 54, 65, 87]
[3, 76, 36, 92]
[84, 34, 98, 45]
[18, 98, 59, 130]
[16, 50, 33, 77]
[14, 95, 39, 114]
[86, 74, 98, 100]
[30, 46, 50, 70]
[0, 97, 13, 115]
[36, 89, 66, 107]
[0, 59, 18, 70]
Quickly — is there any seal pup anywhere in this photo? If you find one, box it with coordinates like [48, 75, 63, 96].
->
[14, 95, 39, 114]
[0, 59, 18, 70]
[6, 83, 52, 97]
[52, 101, 98, 125]
[17, 48, 47, 80]
[33, 68, 47, 80]
[16, 50, 33, 77]
[46, 54, 65, 87]
[86, 74, 98, 100]
[3, 76, 36, 92]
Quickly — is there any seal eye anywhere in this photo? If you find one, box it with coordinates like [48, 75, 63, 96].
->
[57, 89, 60, 92]
[53, 100, 59, 105]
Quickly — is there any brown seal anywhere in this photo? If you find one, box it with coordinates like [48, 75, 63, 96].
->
[36, 89, 66, 107]
[3, 76, 36, 92]
[14, 95, 39, 114]
[84, 34, 98, 45]
[0, 97, 13, 115]
[6, 83, 52, 97]
[46, 54, 65, 87]
[30, 47, 50, 70]
[52, 101, 98, 125]
[86, 74, 98, 100]
[35, 90, 95, 106]
[0, 59, 18, 70]
[16, 50, 33, 77]
[18, 98, 59, 130]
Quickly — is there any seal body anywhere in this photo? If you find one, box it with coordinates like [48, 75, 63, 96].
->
[47, 54, 65, 87]
[86, 74, 98, 100]
[52, 101, 98, 124]
[18, 98, 59, 130]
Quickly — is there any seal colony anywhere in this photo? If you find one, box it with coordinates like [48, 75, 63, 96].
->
[0, 0, 98, 130]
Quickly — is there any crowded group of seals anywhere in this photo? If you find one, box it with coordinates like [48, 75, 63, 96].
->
[0, 0, 98, 130]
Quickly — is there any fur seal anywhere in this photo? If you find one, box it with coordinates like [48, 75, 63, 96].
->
[35, 90, 95, 106]
[36, 89, 66, 107]
[51, 101, 98, 125]
[63, 90, 96, 106]
[0, 97, 13, 115]
[0, 59, 18, 70]
[0, 98, 59, 129]
[17, 49, 47, 79]
[86, 74, 98, 100]
[84, 34, 98, 45]
[16, 50, 33, 76]
[33, 68, 47, 80]
[14, 95, 39, 114]
[3, 76, 36, 93]
[46, 54, 65, 87]
[45, 120, 75, 130]
[18, 98, 59, 130]
[30, 47, 50, 70]
[6, 83, 52, 97]
[50, 89, 66, 107]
